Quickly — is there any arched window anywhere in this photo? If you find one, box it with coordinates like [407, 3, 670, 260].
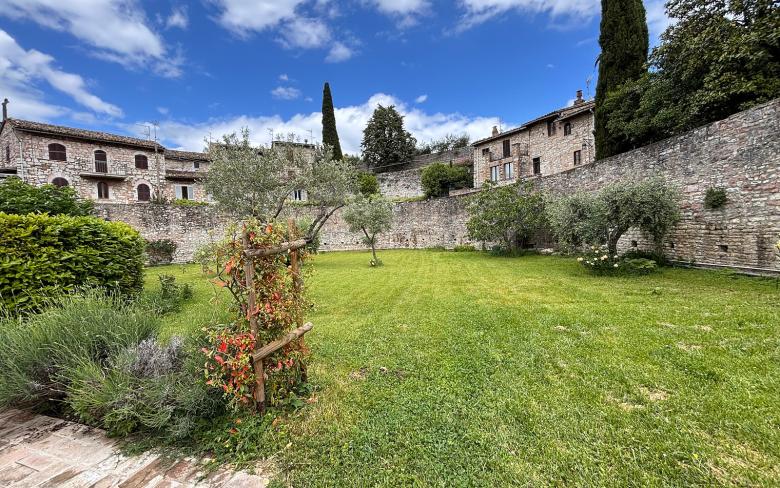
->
[97, 182, 109, 199]
[52, 177, 69, 188]
[94, 150, 107, 173]
[563, 122, 572, 136]
[135, 154, 149, 169]
[137, 184, 151, 202]
[48, 143, 66, 161]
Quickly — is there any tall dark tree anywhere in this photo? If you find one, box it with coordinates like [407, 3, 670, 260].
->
[361, 105, 416, 171]
[594, 0, 649, 160]
[321, 82, 343, 160]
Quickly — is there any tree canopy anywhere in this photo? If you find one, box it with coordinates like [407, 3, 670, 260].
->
[547, 178, 681, 255]
[594, 0, 649, 159]
[466, 182, 546, 253]
[205, 130, 357, 239]
[361, 105, 416, 171]
[601, 0, 779, 152]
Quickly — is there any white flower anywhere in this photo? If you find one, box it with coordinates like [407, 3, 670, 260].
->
[601, 255, 608, 260]
[577, 257, 584, 262]
[614, 263, 619, 268]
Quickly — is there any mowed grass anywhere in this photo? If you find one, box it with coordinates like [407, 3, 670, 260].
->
[146, 251, 780, 487]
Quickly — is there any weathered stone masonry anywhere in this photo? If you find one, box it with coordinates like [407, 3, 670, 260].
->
[97, 100, 779, 272]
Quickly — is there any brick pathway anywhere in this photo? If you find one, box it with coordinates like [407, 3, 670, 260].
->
[0, 409, 273, 487]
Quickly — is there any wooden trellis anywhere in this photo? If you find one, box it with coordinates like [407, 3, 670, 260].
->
[242, 219, 312, 411]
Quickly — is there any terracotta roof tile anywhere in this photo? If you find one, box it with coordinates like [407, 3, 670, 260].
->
[8, 119, 163, 150]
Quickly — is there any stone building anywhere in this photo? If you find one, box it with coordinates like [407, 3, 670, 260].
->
[472, 90, 595, 188]
[0, 110, 210, 204]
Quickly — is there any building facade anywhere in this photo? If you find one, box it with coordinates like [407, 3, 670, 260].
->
[0, 117, 210, 204]
[472, 91, 595, 188]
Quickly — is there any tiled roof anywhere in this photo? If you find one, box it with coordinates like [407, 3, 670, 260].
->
[165, 149, 210, 161]
[7, 119, 164, 150]
[472, 99, 595, 146]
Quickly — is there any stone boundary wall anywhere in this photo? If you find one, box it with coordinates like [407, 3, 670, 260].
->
[96, 100, 780, 272]
[377, 167, 424, 199]
[96, 197, 475, 263]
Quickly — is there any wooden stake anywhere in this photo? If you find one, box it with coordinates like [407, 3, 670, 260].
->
[242, 230, 265, 410]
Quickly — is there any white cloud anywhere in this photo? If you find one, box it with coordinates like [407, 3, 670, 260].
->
[279, 74, 290, 81]
[154, 93, 499, 155]
[157, 107, 170, 115]
[369, 0, 430, 27]
[0, 0, 182, 77]
[209, 0, 306, 35]
[458, 0, 600, 29]
[166, 6, 189, 30]
[210, 0, 356, 60]
[271, 86, 302, 100]
[546, 63, 555, 69]
[279, 18, 331, 49]
[415, 94, 428, 103]
[0, 29, 122, 118]
[326, 42, 354, 63]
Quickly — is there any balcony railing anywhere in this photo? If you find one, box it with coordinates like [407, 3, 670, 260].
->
[484, 143, 530, 163]
[77, 159, 128, 179]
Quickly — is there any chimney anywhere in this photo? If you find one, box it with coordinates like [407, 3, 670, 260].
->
[574, 90, 584, 105]
[491, 125, 499, 137]
[1, 99, 8, 121]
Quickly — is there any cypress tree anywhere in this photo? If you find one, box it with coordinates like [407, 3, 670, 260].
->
[594, 0, 649, 160]
[321, 82, 343, 160]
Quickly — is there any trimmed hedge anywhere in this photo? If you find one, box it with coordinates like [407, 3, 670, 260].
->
[0, 213, 145, 315]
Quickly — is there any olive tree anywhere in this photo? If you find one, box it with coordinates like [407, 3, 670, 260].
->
[547, 178, 681, 255]
[205, 129, 357, 244]
[343, 195, 393, 266]
[466, 181, 546, 253]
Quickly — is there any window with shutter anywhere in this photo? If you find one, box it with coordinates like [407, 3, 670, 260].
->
[48, 144, 66, 161]
[502, 139, 511, 158]
[135, 155, 149, 169]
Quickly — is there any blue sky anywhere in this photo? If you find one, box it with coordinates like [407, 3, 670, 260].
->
[0, 0, 670, 154]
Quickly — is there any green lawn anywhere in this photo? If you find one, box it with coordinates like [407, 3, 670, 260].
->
[146, 251, 780, 487]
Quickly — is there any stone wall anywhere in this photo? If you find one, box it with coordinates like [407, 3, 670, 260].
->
[377, 167, 424, 199]
[94, 99, 779, 273]
[96, 196, 475, 263]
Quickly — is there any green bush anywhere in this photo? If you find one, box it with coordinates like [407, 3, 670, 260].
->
[704, 187, 728, 209]
[356, 172, 380, 197]
[0, 213, 145, 315]
[421, 163, 471, 198]
[453, 245, 476, 252]
[0, 177, 94, 216]
[146, 239, 177, 265]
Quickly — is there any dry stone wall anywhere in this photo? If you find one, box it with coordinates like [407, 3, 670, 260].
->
[95, 99, 779, 272]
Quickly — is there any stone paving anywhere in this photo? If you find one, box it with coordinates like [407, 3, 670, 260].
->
[0, 409, 273, 487]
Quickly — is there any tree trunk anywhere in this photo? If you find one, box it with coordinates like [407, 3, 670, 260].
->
[370, 241, 378, 263]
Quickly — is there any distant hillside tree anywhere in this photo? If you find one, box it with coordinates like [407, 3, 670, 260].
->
[321, 82, 343, 160]
[361, 105, 416, 171]
[594, 0, 649, 160]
